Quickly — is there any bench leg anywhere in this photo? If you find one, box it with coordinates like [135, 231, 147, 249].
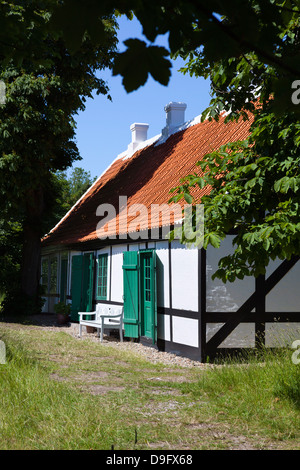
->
[79, 324, 82, 337]
[119, 326, 123, 342]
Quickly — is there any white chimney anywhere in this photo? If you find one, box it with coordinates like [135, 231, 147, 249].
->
[128, 122, 149, 154]
[162, 101, 187, 137]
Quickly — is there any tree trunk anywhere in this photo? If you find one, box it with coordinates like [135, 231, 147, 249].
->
[21, 186, 44, 312]
[21, 223, 41, 299]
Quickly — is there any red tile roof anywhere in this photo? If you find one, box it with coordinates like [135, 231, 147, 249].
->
[42, 113, 252, 247]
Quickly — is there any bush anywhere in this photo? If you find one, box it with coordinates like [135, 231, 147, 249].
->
[1, 286, 45, 316]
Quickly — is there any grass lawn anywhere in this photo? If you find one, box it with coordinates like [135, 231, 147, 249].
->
[0, 319, 299, 450]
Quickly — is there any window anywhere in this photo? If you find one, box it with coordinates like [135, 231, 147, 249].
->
[97, 254, 108, 300]
[41, 259, 49, 294]
[50, 257, 58, 294]
[144, 255, 151, 302]
[60, 257, 68, 303]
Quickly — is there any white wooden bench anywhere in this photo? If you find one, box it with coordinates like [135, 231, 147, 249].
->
[78, 303, 124, 342]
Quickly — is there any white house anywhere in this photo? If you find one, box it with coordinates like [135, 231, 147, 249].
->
[41, 102, 300, 361]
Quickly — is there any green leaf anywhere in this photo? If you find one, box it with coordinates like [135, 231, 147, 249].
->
[245, 177, 257, 189]
[274, 176, 299, 193]
[113, 39, 171, 92]
[183, 192, 193, 204]
[147, 45, 172, 86]
[205, 233, 221, 249]
[113, 40, 149, 92]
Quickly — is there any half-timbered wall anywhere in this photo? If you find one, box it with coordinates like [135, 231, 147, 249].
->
[265, 258, 300, 347]
[206, 236, 256, 348]
[41, 234, 300, 361]
[203, 236, 300, 358]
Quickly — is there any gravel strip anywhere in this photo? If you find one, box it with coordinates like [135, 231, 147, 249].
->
[1, 314, 212, 369]
[64, 323, 212, 369]
[5, 313, 212, 369]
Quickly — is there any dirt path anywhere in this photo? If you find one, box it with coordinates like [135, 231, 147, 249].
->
[0, 314, 296, 450]
[5, 313, 212, 369]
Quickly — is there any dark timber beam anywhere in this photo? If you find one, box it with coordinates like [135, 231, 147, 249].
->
[255, 274, 266, 348]
[205, 256, 299, 353]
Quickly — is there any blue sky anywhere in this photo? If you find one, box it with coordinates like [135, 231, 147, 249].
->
[73, 15, 211, 179]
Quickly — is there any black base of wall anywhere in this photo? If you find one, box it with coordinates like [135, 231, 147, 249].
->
[157, 338, 202, 362]
[139, 336, 159, 350]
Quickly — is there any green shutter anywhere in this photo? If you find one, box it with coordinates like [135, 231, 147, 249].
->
[82, 253, 94, 313]
[122, 251, 140, 338]
[70, 253, 94, 321]
[41, 259, 49, 294]
[140, 250, 158, 344]
[60, 258, 68, 303]
[151, 250, 158, 344]
[50, 257, 58, 294]
[71, 255, 83, 322]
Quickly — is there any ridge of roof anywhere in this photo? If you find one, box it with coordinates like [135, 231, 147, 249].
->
[44, 115, 204, 239]
[155, 114, 202, 147]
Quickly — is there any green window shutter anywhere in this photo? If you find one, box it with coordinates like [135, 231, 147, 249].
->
[71, 254, 83, 322]
[122, 251, 140, 338]
[96, 254, 108, 300]
[60, 258, 68, 303]
[82, 253, 94, 313]
[41, 259, 49, 294]
[71, 253, 94, 322]
[140, 250, 158, 344]
[152, 250, 158, 344]
[50, 257, 58, 294]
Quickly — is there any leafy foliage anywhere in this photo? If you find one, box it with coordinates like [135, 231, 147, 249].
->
[170, 105, 300, 281]
[2, 1, 300, 112]
[50, 168, 97, 229]
[161, 2, 300, 282]
[2, 1, 300, 289]
[0, 3, 118, 312]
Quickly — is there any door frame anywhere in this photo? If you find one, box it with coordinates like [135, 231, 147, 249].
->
[139, 250, 157, 342]
[122, 248, 157, 343]
[60, 255, 68, 303]
[82, 252, 95, 313]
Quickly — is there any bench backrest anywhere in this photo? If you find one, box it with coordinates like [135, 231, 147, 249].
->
[95, 303, 123, 322]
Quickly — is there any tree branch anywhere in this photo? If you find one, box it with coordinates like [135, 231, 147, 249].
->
[194, 4, 300, 77]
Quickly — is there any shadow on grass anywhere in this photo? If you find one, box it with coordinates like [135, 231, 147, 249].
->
[0, 312, 69, 328]
[275, 367, 300, 410]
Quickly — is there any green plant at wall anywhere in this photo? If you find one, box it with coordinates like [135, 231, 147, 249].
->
[54, 302, 71, 317]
